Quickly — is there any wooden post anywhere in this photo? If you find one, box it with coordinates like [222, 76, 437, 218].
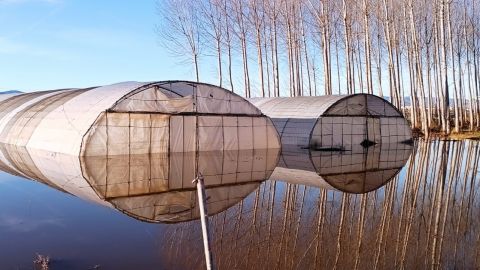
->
[193, 173, 215, 270]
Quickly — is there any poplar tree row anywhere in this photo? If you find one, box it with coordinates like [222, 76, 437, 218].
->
[158, 0, 480, 135]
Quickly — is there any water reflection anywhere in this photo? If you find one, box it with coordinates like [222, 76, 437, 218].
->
[0, 145, 279, 223]
[272, 143, 413, 193]
[0, 141, 412, 224]
[160, 140, 480, 269]
[1, 140, 478, 269]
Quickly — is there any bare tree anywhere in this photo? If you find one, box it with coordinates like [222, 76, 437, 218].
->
[201, 0, 225, 87]
[157, 0, 202, 81]
[157, 0, 480, 135]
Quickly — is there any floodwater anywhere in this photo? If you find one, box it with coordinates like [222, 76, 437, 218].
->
[0, 140, 478, 269]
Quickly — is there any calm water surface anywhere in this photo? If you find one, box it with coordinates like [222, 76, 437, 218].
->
[0, 140, 478, 269]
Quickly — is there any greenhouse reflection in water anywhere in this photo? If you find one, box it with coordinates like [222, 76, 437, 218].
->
[272, 142, 413, 193]
[0, 144, 280, 223]
[0, 141, 411, 224]
[82, 150, 280, 223]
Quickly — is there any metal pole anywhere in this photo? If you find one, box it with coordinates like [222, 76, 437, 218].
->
[193, 173, 214, 270]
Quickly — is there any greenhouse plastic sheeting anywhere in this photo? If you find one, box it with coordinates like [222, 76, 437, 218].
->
[0, 81, 280, 156]
[249, 94, 412, 150]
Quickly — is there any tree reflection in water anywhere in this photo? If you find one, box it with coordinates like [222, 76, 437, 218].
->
[0, 140, 478, 269]
[160, 140, 479, 270]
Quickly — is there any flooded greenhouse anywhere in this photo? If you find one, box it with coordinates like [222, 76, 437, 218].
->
[0, 81, 280, 155]
[0, 82, 478, 270]
[249, 94, 412, 150]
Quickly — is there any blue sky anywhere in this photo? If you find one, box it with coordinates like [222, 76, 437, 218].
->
[0, 0, 201, 92]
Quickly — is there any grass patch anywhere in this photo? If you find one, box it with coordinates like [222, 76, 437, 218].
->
[420, 130, 480, 140]
[447, 131, 480, 140]
[34, 253, 50, 270]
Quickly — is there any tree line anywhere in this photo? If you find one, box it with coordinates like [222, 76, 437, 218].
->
[157, 0, 480, 136]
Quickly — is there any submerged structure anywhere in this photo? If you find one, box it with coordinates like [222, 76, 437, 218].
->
[251, 94, 413, 193]
[0, 81, 280, 156]
[0, 81, 283, 223]
[250, 94, 412, 150]
[0, 83, 415, 222]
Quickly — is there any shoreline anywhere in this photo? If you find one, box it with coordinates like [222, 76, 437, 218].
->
[413, 130, 480, 141]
